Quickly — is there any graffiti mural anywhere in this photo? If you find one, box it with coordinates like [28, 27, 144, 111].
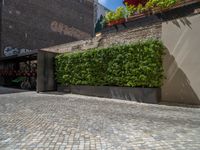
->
[50, 21, 91, 40]
[4, 46, 32, 57]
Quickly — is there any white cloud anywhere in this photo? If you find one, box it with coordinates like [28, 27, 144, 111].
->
[98, 0, 107, 5]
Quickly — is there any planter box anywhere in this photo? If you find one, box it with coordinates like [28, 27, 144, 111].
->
[58, 85, 161, 104]
[107, 18, 126, 27]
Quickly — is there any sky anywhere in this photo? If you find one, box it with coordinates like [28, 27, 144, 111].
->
[98, 0, 124, 10]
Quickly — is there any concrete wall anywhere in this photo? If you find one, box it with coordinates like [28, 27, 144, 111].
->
[161, 14, 200, 105]
[37, 50, 57, 92]
[0, 0, 94, 57]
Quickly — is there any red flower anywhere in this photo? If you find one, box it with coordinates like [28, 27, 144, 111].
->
[123, 0, 147, 6]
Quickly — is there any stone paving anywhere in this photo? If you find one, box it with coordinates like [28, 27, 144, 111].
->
[0, 87, 200, 150]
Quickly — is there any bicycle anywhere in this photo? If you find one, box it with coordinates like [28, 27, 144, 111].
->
[12, 61, 37, 90]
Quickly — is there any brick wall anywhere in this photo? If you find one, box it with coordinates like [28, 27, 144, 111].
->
[0, 0, 95, 57]
[42, 2, 200, 54]
[42, 15, 162, 53]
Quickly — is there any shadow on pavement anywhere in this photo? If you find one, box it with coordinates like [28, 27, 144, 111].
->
[39, 91, 66, 95]
[159, 102, 200, 108]
[0, 86, 29, 95]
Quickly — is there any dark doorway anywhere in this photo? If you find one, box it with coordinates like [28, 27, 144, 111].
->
[0, 51, 37, 90]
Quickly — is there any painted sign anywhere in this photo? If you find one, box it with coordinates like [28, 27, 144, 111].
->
[4, 46, 32, 57]
[50, 21, 91, 40]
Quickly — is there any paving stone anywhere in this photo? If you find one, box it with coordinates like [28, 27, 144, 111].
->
[0, 87, 200, 149]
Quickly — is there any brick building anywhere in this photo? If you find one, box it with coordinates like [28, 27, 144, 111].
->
[0, 0, 95, 57]
[0, 0, 96, 89]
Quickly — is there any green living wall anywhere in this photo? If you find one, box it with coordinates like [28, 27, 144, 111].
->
[55, 40, 165, 88]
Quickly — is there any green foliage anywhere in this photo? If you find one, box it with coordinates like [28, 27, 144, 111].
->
[55, 40, 165, 88]
[95, 15, 104, 33]
[128, 0, 180, 13]
[104, 0, 181, 24]
[105, 11, 116, 23]
[136, 0, 180, 12]
[144, 0, 155, 10]
[149, 0, 179, 9]
[105, 7, 127, 23]
[126, 3, 137, 16]
[115, 6, 127, 20]
[137, 4, 146, 13]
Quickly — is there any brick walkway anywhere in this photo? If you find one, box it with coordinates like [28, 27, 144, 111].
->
[0, 87, 200, 150]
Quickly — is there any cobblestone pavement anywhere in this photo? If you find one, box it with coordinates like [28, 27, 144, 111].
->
[0, 87, 200, 150]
